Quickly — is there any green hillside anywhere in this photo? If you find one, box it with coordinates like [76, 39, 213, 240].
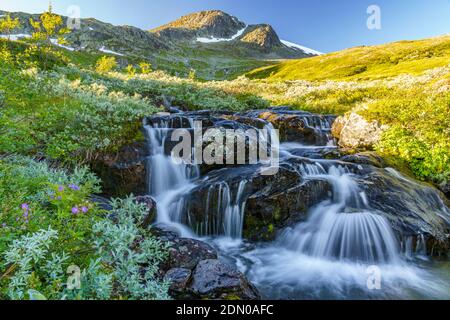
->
[247, 34, 450, 81]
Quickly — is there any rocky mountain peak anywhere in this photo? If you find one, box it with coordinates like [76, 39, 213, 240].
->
[151, 10, 246, 40]
[240, 24, 282, 50]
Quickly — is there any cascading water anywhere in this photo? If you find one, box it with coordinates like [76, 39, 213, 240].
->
[196, 180, 248, 238]
[279, 166, 401, 264]
[144, 111, 450, 300]
[144, 119, 200, 237]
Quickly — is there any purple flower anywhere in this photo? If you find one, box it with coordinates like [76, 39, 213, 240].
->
[57, 196, 62, 201]
[69, 184, 81, 191]
[23, 212, 29, 218]
[58, 185, 65, 192]
[81, 206, 89, 213]
[71, 207, 79, 215]
[21, 203, 29, 211]
[1, 223, 6, 228]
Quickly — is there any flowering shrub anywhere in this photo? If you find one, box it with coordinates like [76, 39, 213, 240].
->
[0, 157, 169, 300]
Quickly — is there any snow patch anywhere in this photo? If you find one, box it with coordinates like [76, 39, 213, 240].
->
[50, 38, 75, 51]
[196, 26, 247, 43]
[88, 27, 94, 31]
[99, 46, 124, 56]
[0, 34, 31, 41]
[281, 40, 323, 56]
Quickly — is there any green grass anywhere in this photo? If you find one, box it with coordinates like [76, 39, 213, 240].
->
[247, 34, 450, 81]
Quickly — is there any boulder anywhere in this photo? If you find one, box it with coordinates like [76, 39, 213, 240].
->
[91, 140, 150, 197]
[152, 226, 261, 300]
[189, 259, 260, 300]
[332, 112, 388, 149]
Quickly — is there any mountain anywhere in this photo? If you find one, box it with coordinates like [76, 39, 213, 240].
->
[0, 9, 320, 79]
[247, 34, 450, 81]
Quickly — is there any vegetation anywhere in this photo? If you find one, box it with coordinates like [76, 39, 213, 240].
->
[0, 14, 21, 40]
[0, 7, 448, 300]
[247, 34, 450, 81]
[0, 156, 169, 300]
[96, 56, 118, 74]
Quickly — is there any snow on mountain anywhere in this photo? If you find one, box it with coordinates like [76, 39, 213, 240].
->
[281, 40, 323, 55]
[197, 26, 247, 43]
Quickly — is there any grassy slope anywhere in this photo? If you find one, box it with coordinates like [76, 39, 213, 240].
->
[247, 34, 450, 81]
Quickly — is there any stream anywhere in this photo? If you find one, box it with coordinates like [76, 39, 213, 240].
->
[144, 108, 450, 300]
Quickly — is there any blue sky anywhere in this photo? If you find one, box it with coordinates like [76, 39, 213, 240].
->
[1, 0, 449, 52]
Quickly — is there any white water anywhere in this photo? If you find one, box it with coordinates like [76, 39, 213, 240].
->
[198, 180, 248, 238]
[145, 121, 199, 237]
[145, 114, 450, 300]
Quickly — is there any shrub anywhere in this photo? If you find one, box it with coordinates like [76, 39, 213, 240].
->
[95, 56, 117, 74]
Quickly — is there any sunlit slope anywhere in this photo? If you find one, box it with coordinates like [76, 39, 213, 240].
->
[247, 34, 450, 81]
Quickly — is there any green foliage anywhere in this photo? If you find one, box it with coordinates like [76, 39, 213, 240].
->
[95, 56, 117, 74]
[93, 197, 170, 300]
[0, 157, 169, 300]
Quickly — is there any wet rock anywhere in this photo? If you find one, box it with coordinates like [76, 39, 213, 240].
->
[341, 152, 386, 168]
[254, 110, 334, 145]
[332, 112, 389, 149]
[189, 259, 260, 300]
[362, 168, 450, 255]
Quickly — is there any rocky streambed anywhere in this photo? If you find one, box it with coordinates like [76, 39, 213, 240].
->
[94, 107, 450, 300]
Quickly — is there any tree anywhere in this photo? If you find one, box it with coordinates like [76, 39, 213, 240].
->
[139, 62, 152, 74]
[96, 56, 117, 74]
[0, 15, 21, 40]
[30, 4, 69, 46]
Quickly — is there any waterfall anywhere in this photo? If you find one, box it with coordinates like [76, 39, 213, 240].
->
[145, 117, 249, 239]
[279, 165, 400, 264]
[144, 120, 200, 237]
[195, 180, 248, 239]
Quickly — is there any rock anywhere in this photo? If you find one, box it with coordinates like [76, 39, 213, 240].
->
[135, 195, 157, 228]
[332, 112, 389, 149]
[189, 259, 260, 300]
[341, 152, 386, 168]
[164, 268, 192, 297]
[152, 226, 260, 300]
[255, 110, 334, 145]
[362, 167, 450, 255]
[155, 229, 218, 271]
[91, 140, 149, 197]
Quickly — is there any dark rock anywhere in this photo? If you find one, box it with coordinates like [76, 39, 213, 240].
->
[161, 236, 218, 271]
[91, 140, 150, 197]
[164, 268, 192, 297]
[189, 259, 260, 300]
[341, 152, 386, 168]
[362, 167, 450, 255]
[152, 226, 260, 300]
[135, 195, 157, 228]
